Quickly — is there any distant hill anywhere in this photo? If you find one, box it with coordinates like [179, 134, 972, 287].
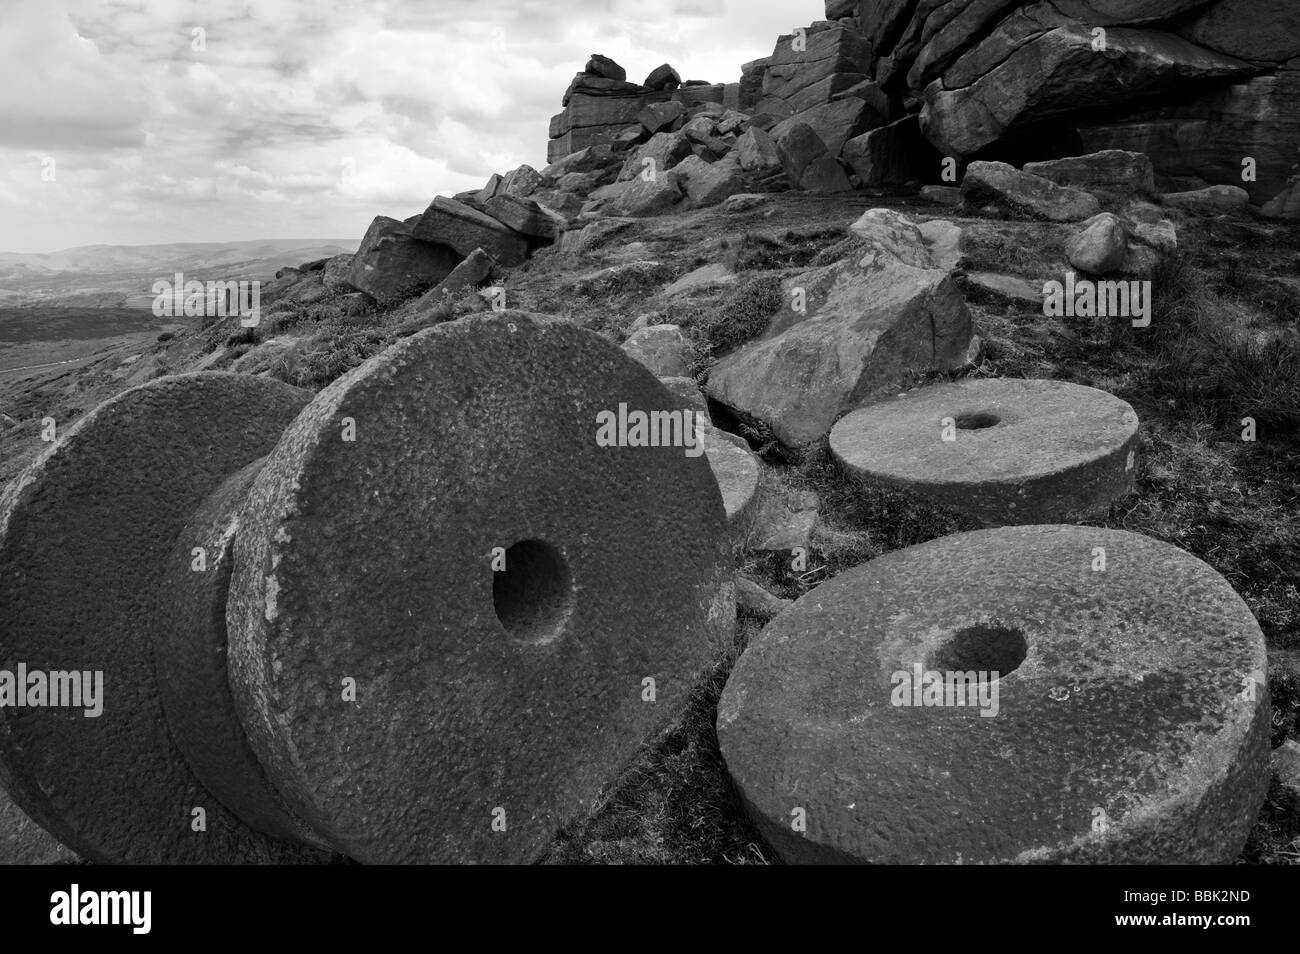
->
[0, 239, 360, 308]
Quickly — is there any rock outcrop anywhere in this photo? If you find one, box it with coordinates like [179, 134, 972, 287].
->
[802, 2, 1300, 207]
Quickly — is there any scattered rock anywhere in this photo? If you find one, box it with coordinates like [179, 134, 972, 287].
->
[721, 193, 770, 213]
[1023, 151, 1157, 197]
[321, 254, 356, 293]
[745, 481, 819, 551]
[621, 324, 692, 376]
[663, 263, 738, 297]
[413, 248, 493, 309]
[1162, 184, 1251, 213]
[775, 122, 852, 194]
[483, 195, 564, 241]
[966, 272, 1046, 304]
[769, 97, 884, 158]
[842, 115, 936, 190]
[638, 100, 687, 134]
[618, 131, 693, 182]
[597, 173, 686, 217]
[1067, 212, 1130, 275]
[734, 577, 791, 620]
[707, 209, 972, 447]
[918, 185, 963, 205]
[412, 196, 530, 266]
[501, 164, 543, 198]
[962, 161, 1102, 222]
[585, 54, 627, 82]
[735, 127, 782, 174]
[704, 426, 760, 527]
[345, 216, 461, 305]
[675, 154, 746, 207]
[643, 63, 682, 91]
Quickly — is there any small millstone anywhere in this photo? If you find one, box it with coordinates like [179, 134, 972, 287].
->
[829, 378, 1139, 525]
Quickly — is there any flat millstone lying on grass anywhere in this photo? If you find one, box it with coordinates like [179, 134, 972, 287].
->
[829, 378, 1140, 525]
[717, 525, 1272, 864]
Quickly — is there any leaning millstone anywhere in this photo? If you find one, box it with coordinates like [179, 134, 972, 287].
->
[829, 378, 1140, 525]
[345, 216, 461, 304]
[1, 789, 75, 864]
[1067, 212, 1129, 275]
[622, 324, 691, 377]
[0, 374, 328, 863]
[155, 458, 329, 850]
[962, 161, 1102, 222]
[226, 313, 734, 864]
[717, 525, 1272, 864]
[703, 425, 759, 527]
[412, 196, 530, 266]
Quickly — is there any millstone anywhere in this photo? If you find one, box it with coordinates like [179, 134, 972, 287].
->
[0, 373, 325, 863]
[154, 458, 328, 850]
[703, 424, 758, 526]
[717, 525, 1270, 864]
[829, 378, 1139, 525]
[1, 788, 74, 864]
[227, 311, 734, 863]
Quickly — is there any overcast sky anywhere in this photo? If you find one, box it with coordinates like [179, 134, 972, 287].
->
[0, 0, 815, 253]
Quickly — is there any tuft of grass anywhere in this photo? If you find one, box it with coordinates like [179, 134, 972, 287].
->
[733, 226, 845, 271]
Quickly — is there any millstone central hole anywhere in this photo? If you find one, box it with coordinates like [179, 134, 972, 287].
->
[493, 539, 573, 645]
[954, 411, 1000, 430]
[930, 624, 1028, 679]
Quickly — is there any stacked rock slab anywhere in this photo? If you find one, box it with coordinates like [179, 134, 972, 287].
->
[548, 56, 728, 163]
[829, 378, 1139, 525]
[822, 0, 1297, 204]
[718, 525, 1272, 864]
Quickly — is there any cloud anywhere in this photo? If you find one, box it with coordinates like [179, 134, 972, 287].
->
[0, 0, 811, 252]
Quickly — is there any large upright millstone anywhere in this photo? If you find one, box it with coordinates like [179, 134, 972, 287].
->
[829, 379, 1139, 525]
[0, 373, 326, 864]
[227, 311, 734, 864]
[717, 526, 1271, 864]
